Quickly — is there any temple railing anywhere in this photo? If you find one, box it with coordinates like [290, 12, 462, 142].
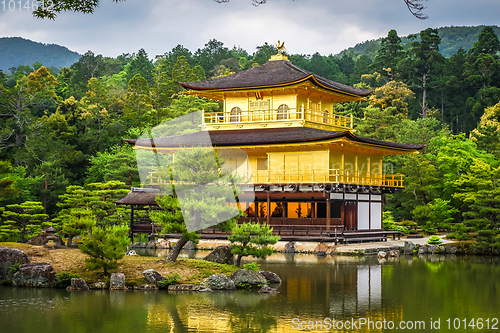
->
[149, 169, 404, 188]
[203, 108, 353, 130]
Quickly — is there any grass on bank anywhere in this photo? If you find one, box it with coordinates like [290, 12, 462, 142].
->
[1, 242, 239, 286]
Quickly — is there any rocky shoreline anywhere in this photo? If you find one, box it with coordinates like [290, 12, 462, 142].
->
[0, 245, 280, 294]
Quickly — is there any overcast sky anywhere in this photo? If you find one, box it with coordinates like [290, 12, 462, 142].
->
[0, 0, 499, 58]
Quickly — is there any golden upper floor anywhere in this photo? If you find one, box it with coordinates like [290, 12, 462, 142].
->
[179, 59, 371, 132]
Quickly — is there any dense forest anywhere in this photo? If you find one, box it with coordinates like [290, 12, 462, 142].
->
[1, 26, 500, 252]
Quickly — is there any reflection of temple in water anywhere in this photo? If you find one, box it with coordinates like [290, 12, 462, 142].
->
[329, 264, 382, 316]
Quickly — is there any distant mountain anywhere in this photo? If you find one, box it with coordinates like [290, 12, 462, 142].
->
[0, 37, 81, 73]
[337, 25, 500, 59]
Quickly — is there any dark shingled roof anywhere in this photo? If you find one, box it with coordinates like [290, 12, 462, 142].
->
[126, 127, 425, 151]
[180, 60, 372, 97]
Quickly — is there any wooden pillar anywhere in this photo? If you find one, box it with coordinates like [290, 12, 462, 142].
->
[255, 201, 259, 222]
[311, 201, 315, 226]
[282, 201, 287, 226]
[267, 192, 270, 225]
[129, 205, 134, 243]
[326, 197, 331, 231]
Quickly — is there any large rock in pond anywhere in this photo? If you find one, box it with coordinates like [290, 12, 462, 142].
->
[184, 241, 197, 250]
[0, 247, 30, 281]
[284, 241, 295, 253]
[445, 244, 458, 254]
[143, 269, 165, 284]
[230, 269, 267, 288]
[314, 243, 329, 256]
[259, 271, 281, 284]
[403, 241, 415, 255]
[200, 274, 235, 290]
[156, 239, 171, 249]
[109, 273, 127, 290]
[203, 245, 234, 265]
[146, 241, 156, 249]
[67, 278, 89, 291]
[12, 262, 56, 288]
[259, 286, 279, 293]
[28, 227, 64, 247]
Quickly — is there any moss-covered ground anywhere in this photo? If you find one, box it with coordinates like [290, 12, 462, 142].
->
[1, 242, 239, 286]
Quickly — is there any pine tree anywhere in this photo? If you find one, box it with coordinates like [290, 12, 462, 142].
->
[61, 208, 95, 247]
[229, 222, 280, 267]
[3, 201, 49, 242]
[150, 146, 242, 262]
[372, 30, 405, 81]
[79, 224, 129, 275]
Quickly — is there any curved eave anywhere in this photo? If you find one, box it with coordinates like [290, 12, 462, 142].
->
[180, 75, 371, 99]
[125, 132, 425, 154]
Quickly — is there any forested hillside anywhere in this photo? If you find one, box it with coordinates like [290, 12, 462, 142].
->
[0, 37, 81, 73]
[1, 26, 500, 252]
[339, 25, 500, 59]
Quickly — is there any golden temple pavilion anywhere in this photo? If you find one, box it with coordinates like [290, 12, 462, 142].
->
[118, 51, 424, 242]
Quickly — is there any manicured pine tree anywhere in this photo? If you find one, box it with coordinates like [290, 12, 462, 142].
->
[2, 201, 49, 242]
[79, 224, 129, 275]
[150, 147, 241, 262]
[229, 222, 280, 267]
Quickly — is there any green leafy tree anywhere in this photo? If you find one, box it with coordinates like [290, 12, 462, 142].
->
[406, 28, 445, 118]
[0, 161, 19, 199]
[3, 201, 49, 242]
[86, 144, 139, 186]
[464, 189, 500, 254]
[79, 224, 129, 275]
[123, 74, 154, 129]
[229, 222, 280, 267]
[372, 29, 406, 81]
[126, 49, 154, 86]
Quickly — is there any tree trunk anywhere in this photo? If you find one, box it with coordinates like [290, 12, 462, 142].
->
[67, 235, 73, 247]
[235, 254, 243, 267]
[165, 236, 189, 262]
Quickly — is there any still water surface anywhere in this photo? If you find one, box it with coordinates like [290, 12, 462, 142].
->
[1, 251, 499, 332]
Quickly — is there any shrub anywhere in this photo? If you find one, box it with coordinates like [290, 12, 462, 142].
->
[54, 272, 81, 289]
[157, 273, 180, 289]
[242, 262, 260, 271]
[8, 262, 21, 275]
[427, 235, 443, 244]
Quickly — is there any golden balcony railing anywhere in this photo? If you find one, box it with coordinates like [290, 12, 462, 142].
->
[149, 169, 404, 188]
[202, 108, 354, 130]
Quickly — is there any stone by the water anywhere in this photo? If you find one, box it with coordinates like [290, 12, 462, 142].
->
[0, 247, 30, 281]
[90, 282, 108, 289]
[259, 271, 282, 284]
[156, 239, 170, 249]
[67, 278, 89, 291]
[125, 250, 137, 256]
[377, 251, 387, 259]
[12, 262, 56, 288]
[203, 245, 234, 265]
[200, 274, 235, 290]
[284, 241, 295, 253]
[109, 273, 127, 290]
[403, 241, 415, 255]
[314, 243, 329, 256]
[134, 284, 158, 290]
[259, 286, 279, 293]
[230, 269, 267, 288]
[142, 269, 165, 284]
[184, 241, 197, 250]
[168, 284, 201, 291]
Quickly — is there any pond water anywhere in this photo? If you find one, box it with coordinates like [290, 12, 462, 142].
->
[1, 251, 499, 332]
